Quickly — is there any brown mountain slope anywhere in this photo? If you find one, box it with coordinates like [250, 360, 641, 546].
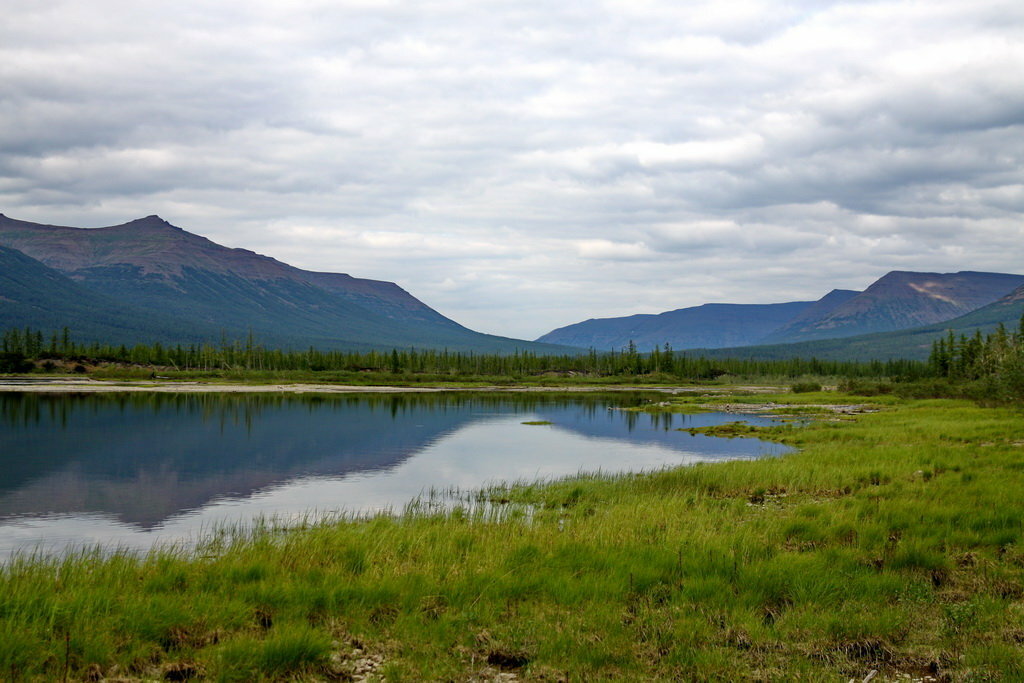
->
[0, 214, 568, 352]
[0, 214, 423, 309]
[762, 270, 1024, 344]
[0, 213, 456, 328]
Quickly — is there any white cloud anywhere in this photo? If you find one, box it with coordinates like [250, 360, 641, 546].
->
[1, 0, 1023, 338]
[576, 239, 652, 260]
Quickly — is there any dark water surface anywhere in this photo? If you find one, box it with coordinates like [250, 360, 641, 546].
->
[0, 392, 789, 555]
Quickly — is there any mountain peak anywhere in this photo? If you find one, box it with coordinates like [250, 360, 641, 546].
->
[875, 270, 934, 282]
[124, 215, 180, 230]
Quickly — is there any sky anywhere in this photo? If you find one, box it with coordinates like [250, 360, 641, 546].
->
[2, 0, 1023, 340]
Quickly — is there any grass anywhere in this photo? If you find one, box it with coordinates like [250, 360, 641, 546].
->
[2, 393, 1023, 680]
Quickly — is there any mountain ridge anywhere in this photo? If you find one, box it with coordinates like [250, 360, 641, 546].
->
[538, 270, 1024, 353]
[0, 214, 567, 353]
[697, 284, 1024, 362]
[537, 301, 818, 350]
[762, 270, 1024, 343]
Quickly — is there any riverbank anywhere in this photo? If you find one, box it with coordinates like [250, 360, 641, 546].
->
[0, 376, 784, 394]
[1, 391, 1021, 680]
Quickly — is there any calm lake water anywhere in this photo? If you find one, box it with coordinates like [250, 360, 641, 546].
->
[0, 392, 789, 556]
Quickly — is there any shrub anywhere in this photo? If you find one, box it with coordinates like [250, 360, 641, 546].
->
[838, 379, 893, 396]
[0, 352, 32, 374]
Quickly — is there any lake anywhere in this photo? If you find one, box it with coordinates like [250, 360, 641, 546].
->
[0, 391, 789, 556]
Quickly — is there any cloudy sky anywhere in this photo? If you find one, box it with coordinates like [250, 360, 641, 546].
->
[2, 0, 1023, 339]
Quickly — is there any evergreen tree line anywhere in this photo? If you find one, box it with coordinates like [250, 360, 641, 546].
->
[927, 315, 1024, 392]
[0, 326, 933, 380]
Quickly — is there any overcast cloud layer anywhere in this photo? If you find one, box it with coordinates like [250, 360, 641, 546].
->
[2, 0, 1023, 339]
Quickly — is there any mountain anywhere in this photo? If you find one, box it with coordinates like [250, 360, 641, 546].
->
[699, 284, 1024, 362]
[536, 301, 818, 350]
[0, 244, 120, 331]
[762, 271, 1024, 344]
[538, 270, 1024, 353]
[0, 244, 222, 343]
[0, 214, 569, 352]
[759, 289, 860, 340]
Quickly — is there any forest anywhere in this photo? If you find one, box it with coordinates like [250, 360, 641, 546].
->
[2, 319, 1023, 401]
[1, 326, 927, 381]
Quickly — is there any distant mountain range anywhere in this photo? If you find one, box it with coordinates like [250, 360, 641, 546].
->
[760, 271, 1024, 344]
[536, 301, 822, 351]
[699, 283, 1024, 362]
[0, 214, 569, 353]
[5, 213, 1022, 361]
[537, 270, 1024, 359]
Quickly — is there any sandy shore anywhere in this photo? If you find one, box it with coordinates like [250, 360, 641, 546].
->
[0, 378, 783, 394]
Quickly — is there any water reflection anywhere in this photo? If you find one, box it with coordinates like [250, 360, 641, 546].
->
[0, 392, 788, 554]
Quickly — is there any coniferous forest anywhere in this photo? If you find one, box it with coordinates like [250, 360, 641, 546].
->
[4, 317, 1022, 405]
[1, 325, 930, 381]
[1, 320, 1022, 400]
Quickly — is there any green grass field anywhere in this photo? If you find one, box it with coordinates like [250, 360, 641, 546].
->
[2, 392, 1023, 681]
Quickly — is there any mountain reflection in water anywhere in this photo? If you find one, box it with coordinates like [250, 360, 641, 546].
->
[0, 392, 789, 554]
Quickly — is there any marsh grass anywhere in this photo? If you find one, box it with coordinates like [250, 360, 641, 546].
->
[1, 394, 1023, 680]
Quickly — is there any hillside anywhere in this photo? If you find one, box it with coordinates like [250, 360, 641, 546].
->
[0, 245, 222, 344]
[538, 270, 1024, 354]
[0, 214, 570, 353]
[699, 284, 1024, 362]
[536, 288, 865, 351]
[536, 301, 817, 350]
[759, 289, 860, 339]
[762, 270, 1024, 343]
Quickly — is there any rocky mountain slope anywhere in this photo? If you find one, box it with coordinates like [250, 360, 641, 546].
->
[761, 271, 1024, 344]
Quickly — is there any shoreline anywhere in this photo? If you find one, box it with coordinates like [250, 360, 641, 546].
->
[1, 397, 1017, 680]
[0, 377, 785, 394]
